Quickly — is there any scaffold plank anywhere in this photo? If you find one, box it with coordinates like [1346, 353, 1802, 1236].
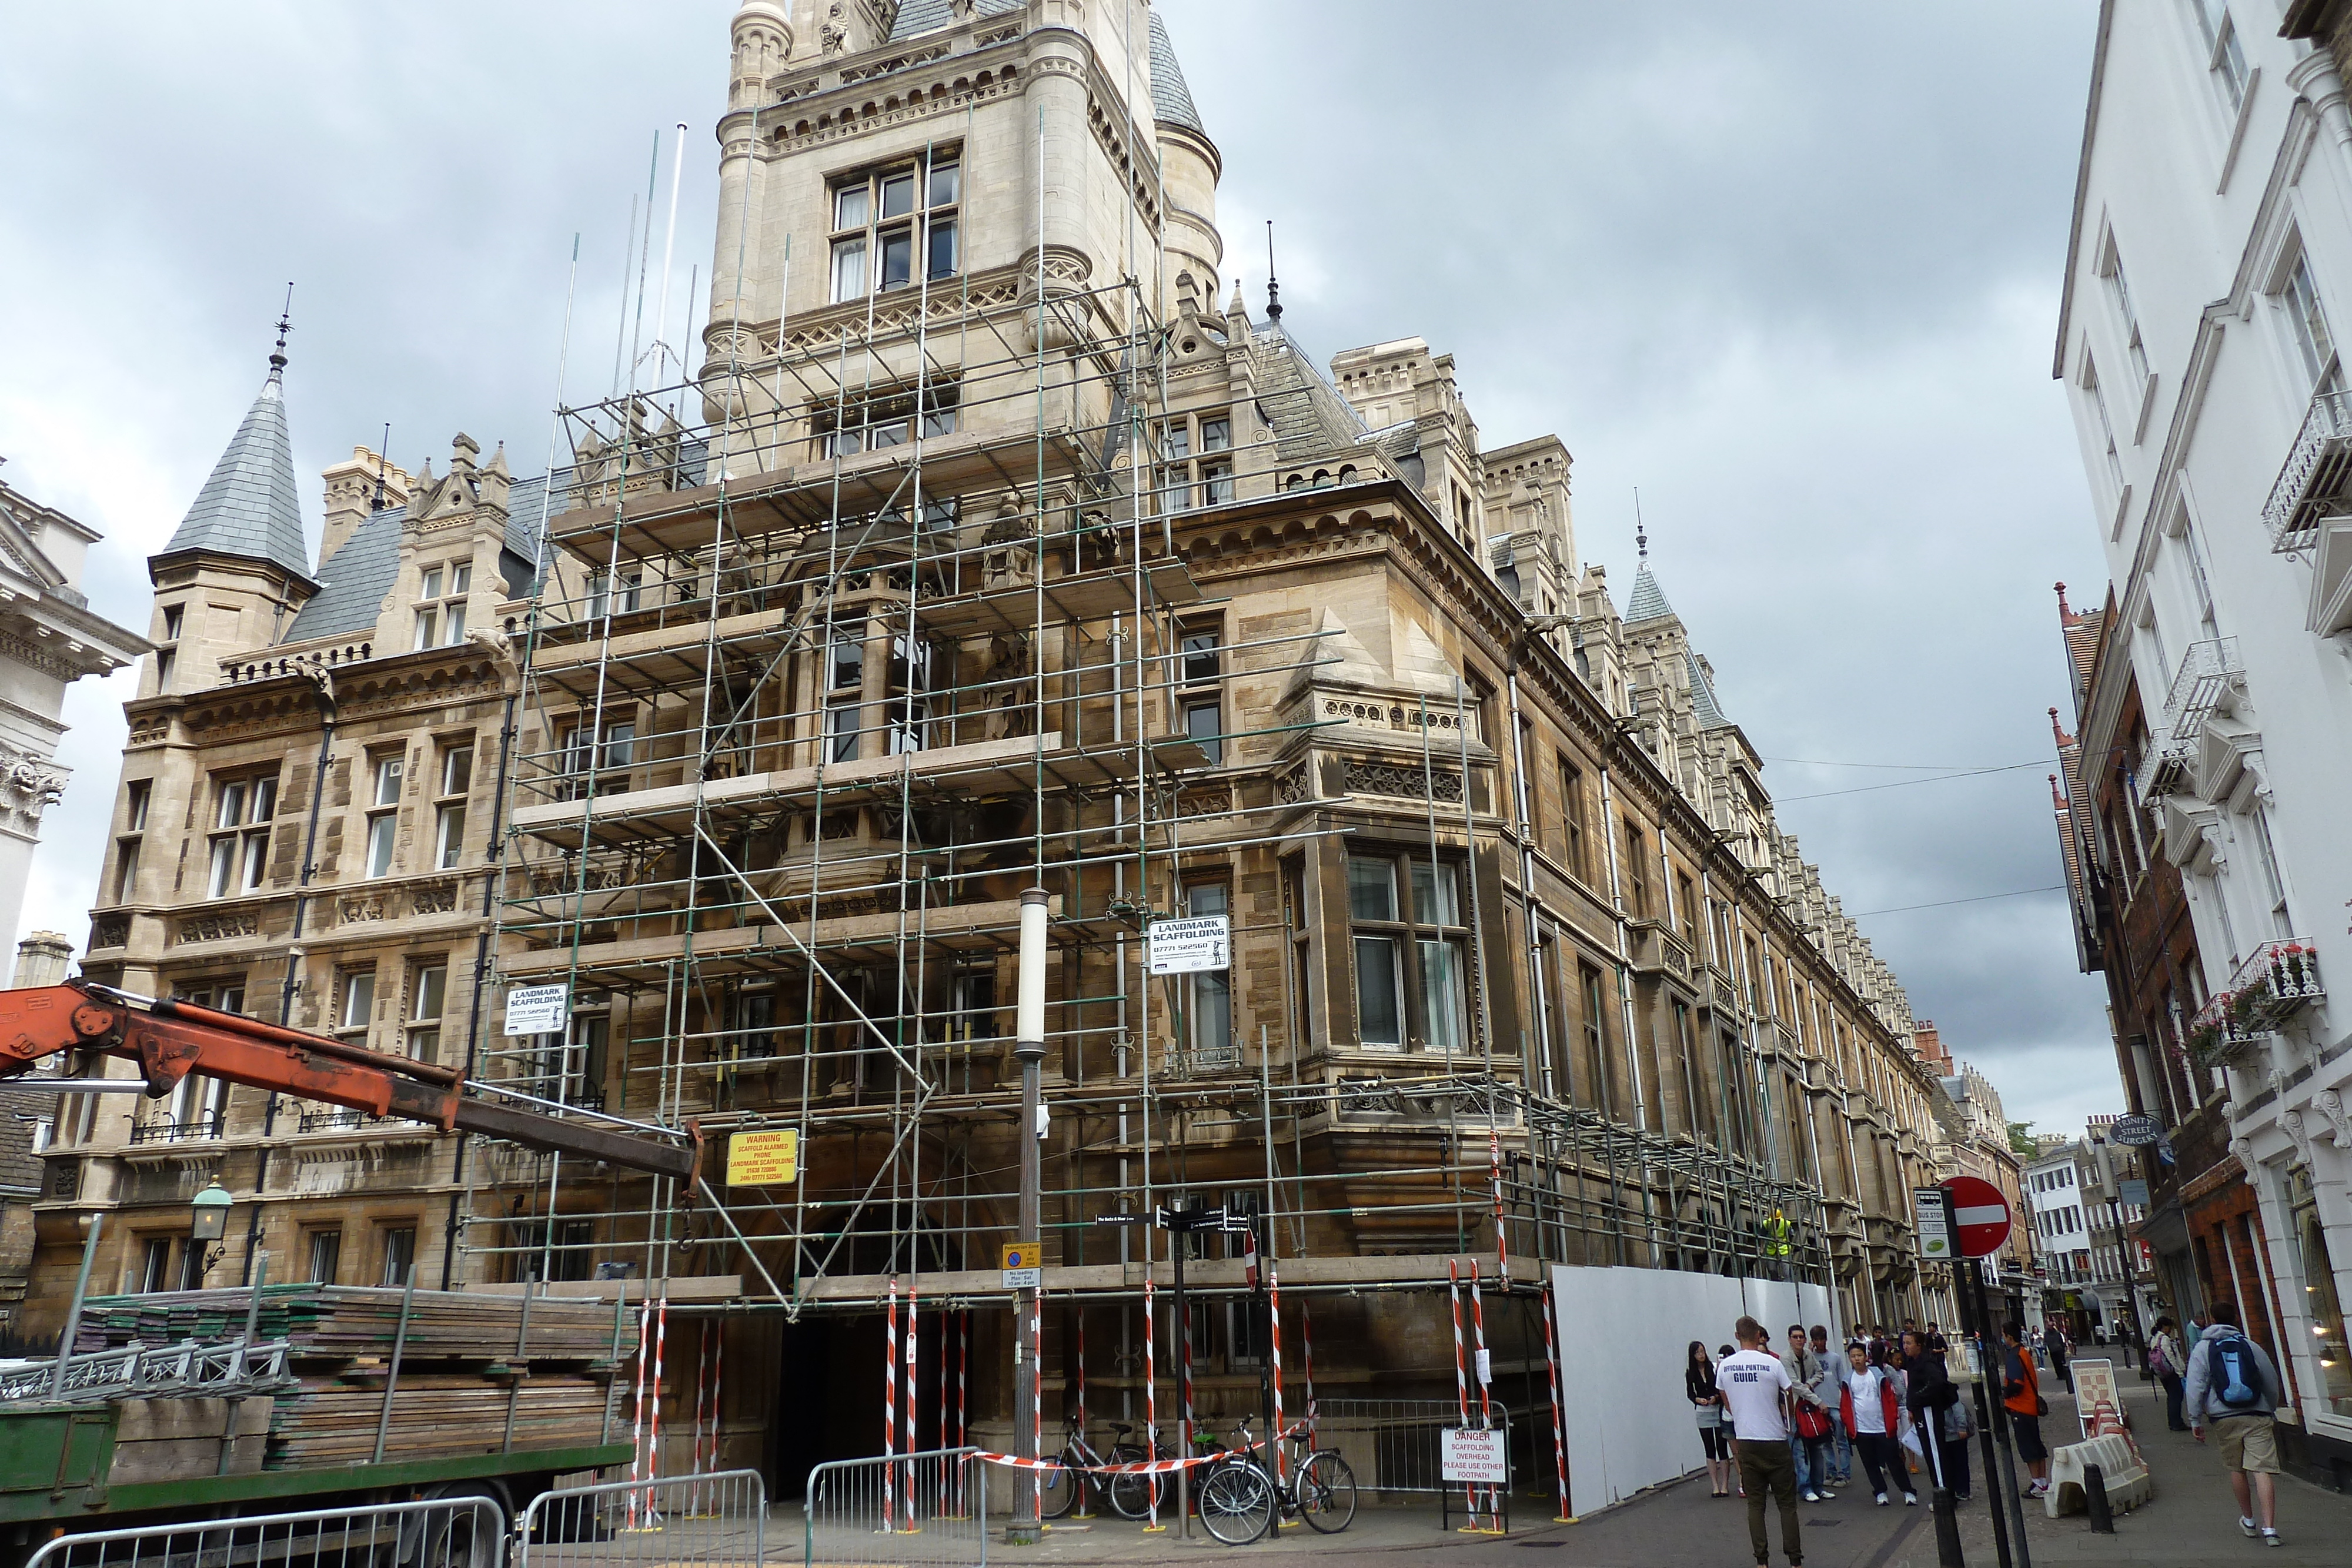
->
[499, 892, 1054, 981]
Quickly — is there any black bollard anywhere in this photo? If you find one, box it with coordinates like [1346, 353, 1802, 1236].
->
[1933, 1486, 1966, 1567]
[2084, 1465, 2114, 1534]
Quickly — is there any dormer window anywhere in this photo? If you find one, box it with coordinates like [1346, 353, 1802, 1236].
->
[828, 151, 960, 303]
[413, 562, 472, 650]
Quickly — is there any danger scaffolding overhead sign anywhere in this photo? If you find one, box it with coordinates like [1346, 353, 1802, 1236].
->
[1146, 915, 1230, 975]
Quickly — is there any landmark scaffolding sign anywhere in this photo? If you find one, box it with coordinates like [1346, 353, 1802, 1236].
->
[1145, 915, 1230, 975]
[501, 984, 568, 1037]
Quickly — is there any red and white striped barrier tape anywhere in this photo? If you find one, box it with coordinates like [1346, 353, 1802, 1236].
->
[970, 1425, 1309, 1477]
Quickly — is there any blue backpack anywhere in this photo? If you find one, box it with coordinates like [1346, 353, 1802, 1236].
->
[2205, 1330, 2265, 1413]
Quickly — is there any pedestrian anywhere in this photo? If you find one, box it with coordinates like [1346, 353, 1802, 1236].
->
[2150, 1315, 2189, 1432]
[1689, 1339, 1733, 1497]
[1785, 1325, 1835, 1502]
[1842, 1342, 1913, 1506]
[2044, 1319, 2073, 1394]
[1719, 1316, 1803, 1568]
[1902, 1330, 1960, 1497]
[1720, 1346, 1746, 1497]
[1809, 1325, 1852, 1485]
[2000, 1320, 2052, 1499]
[2183, 1299, 2286, 1549]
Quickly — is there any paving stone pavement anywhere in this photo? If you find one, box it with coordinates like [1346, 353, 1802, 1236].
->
[944, 1377, 2352, 1566]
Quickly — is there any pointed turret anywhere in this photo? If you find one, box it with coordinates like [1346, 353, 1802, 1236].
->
[145, 310, 316, 696]
[155, 319, 310, 581]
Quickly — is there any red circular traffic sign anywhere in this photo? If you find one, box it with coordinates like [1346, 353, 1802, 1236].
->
[1940, 1176, 2012, 1259]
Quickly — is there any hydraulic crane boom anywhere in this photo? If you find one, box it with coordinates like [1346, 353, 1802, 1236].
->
[0, 982, 700, 1183]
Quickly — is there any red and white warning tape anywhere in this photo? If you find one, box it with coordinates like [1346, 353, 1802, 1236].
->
[970, 1425, 1308, 1477]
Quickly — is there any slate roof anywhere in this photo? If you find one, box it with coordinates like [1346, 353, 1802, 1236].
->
[1623, 563, 1675, 624]
[1686, 653, 1733, 731]
[886, 0, 1206, 136]
[158, 368, 310, 580]
[1248, 323, 1371, 464]
[1147, 11, 1205, 135]
[283, 473, 552, 644]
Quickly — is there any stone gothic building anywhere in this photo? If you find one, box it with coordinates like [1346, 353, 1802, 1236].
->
[34, 0, 1958, 1503]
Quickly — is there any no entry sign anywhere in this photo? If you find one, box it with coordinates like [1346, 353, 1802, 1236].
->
[1940, 1175, 2013, 1259]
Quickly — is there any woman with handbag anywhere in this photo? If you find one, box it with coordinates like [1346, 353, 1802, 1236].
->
[1842, 1341, 1916, 1505]
[1688, 1340, 1733, 1497]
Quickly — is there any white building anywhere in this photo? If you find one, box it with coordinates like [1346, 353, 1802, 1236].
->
[2054, 0, 2352, 1477]
[2025, 1130, 2148, 1341]
[0, 467, 150, 960]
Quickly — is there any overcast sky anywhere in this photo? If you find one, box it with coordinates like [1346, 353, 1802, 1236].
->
[0, 2, 2114, 1138]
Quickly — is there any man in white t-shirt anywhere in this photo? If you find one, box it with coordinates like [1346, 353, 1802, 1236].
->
[1718, 1316, 1803, 1567]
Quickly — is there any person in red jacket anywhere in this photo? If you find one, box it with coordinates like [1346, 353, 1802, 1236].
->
[1842, 1341, 1915, 1506]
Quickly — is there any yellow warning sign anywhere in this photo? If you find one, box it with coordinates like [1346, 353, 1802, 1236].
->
[726, 1129, 799, 1186]
[1001, 1242, 1041, 1289]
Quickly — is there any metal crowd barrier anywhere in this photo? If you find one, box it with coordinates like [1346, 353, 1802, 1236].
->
[517, 1470, 766, 1568]
[27, 1495, 506, 1568]
[0, 1338, 298, 1405]
[805, 1447, 985, 1568]
[1313, 1398, 1515, 1501]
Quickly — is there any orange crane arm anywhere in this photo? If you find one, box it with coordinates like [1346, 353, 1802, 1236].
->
[0, 982, 699, 1183]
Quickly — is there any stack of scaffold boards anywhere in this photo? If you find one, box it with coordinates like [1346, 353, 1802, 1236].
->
[72, 1285, 632, 1470]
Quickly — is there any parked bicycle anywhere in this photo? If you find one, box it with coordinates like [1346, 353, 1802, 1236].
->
[1038, 1418, 1160, 1522]
[1230, 1413, 1358, 1535]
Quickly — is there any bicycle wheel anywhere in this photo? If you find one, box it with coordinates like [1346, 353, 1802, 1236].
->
[1297, 1450, 1358, 1533]
[1038, 1457, 1078, 1520]
[1106, 1450, 1157, 1520]
[1197, 1460, 1275, 1546]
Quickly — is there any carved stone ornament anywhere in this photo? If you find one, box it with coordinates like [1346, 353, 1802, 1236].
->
[2283, 1109, 2317, 1171]
[176, 910, 258, 945]
[2229, 1135, 2260, 1186]
[2315, 1088, 2352, 1149]
[0, 743, 69, 829]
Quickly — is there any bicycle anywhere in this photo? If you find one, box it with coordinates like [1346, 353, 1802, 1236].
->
[1188, 1425, 1277, 1546]
[1040, 1418, 1161, 1522]
[1228, 1413, 1358, 1534]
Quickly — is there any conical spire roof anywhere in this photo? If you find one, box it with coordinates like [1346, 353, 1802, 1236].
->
[1148, 11, 1206, 135]
[1623, 563, 1675, 624]
[158, 347, 309, 579]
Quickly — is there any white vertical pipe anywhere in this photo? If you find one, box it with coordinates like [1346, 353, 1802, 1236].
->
[654, 121, 689, 380]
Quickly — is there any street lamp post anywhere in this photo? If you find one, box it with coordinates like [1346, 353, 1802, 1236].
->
[1009, 888, 1050, 1545]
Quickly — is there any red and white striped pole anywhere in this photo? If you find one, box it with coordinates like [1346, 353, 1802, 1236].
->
[1269, 1262, 1287, 1490]
[1448, 1259, 1473, 1531]
[1468, 1262, 1498, 1532]
[1541, 1279, 1571, 1522]
[1490, 1128, 1510, 1279]
[1301, 1299, 1317, 1448]
[884, 1281, 898, 1534]
[955, 1311, 971, 1518]
[1143, 1278, 1163, 1532]
[647, 1295, 669, 1507]
[938, 1307, 951, 1519]
[904, 1283, 920, 1531]
[626, 1298, 651, 1529]
[1031, 1293, 1044, 1467]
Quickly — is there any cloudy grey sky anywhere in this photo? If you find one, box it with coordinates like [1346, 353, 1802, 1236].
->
[0, 2, 2113, 1137]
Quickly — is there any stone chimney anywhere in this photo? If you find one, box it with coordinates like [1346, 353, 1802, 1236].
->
[11, 931, 74, 988]
[320, 447, 413, 576]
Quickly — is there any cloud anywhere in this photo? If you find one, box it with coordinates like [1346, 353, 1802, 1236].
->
[0, 1, 2120, 1134]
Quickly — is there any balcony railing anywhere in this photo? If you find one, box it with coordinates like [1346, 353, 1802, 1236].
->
[2264, 387, 2352, 553]
[2187, 938, 2325, 1064]
[298, 1108, 395, 1134]
[128, 1115, 223, 1145]
[2145, 637, 2243, 795]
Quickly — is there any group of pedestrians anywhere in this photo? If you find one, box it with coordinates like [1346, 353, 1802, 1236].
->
[1692, 1316, 1970, 1568]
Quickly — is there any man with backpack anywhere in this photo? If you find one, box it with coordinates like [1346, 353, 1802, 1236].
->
[2184, 1300, 2287, 1548]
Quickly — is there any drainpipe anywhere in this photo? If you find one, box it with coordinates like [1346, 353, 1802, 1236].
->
[442, 688, 520, 1290]
[247, 678, 338, 1285]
